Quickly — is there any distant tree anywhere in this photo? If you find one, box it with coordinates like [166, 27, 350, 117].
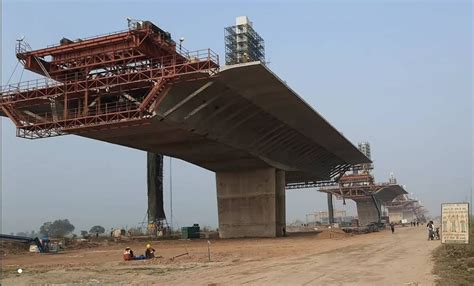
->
[39, 222, 52, 236]
[80, 230, 89, 238]
[89, 225, 105, 235]
[39, 219, 75, 238]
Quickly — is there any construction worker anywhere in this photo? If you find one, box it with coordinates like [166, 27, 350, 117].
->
[145, 244, 156, 259]
[123, 247, 147, 261]
[123, 247, 134, 261]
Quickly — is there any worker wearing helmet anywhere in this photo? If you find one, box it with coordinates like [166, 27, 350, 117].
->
[145, 244, 156, 259]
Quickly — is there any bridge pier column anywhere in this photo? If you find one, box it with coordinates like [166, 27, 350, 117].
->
[327, 193, 334, 224]
[147, 153, 166, 225]
[388, 208, 403, 223]
[354, 198, 379, 227]
[216, 168, 286, 238]
[402, 210, 415, 222]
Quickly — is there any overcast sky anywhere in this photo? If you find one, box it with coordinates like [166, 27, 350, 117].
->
[1, 0, 472, 234]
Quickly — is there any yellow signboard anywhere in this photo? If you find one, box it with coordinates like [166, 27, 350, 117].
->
[441, 203, 470, 244]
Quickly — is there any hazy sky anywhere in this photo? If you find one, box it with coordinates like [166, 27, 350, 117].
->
[1, 0, 472, 234]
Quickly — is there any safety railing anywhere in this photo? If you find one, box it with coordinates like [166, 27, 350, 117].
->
[19, 100, 143, 126]
[0, 48, 219, 99]
[15, 40, 32, 55]
[1, 78, 61, 95]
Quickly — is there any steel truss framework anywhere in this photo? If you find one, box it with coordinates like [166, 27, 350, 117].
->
[385, 200, 418, 208]
[319, 184, 391, 200]
[285, 164, 371, 190]
[1, 22, 219, 139]
[298, 172, 394, 201]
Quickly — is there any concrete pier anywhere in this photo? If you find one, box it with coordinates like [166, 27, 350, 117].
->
[388, 208, 416, 224]
[216, 168, 286, 238]
[402, 210, 415, 222]
[388, 209, 403, 223]
[354, 199, 379, 226]
[327, 193, 334, 224]
[147, 152, 166, 223]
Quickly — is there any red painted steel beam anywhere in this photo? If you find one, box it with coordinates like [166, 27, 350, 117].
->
[3, 22, 219, 139]
[1, 56, 218, 106]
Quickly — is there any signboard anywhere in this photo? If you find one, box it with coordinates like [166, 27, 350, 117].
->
[441, 203, 470, 244]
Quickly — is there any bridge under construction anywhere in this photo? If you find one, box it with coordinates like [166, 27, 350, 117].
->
[2, 19, 378, 238]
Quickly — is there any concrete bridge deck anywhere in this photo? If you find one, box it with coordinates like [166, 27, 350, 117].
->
[76, 62, 369, 183]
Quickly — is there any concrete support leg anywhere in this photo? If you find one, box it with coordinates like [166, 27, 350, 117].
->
[216, 167, 286, 238]
[354, 199, 380, 227]
[275, 169, 286, 236]
[402, 210, 415, 222]
[327, 193, 334, 224]
[147, 152, 166, 223]
[388, 208, 403, 223]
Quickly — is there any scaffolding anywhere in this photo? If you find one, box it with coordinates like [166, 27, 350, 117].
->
[224, 17, 265, 65]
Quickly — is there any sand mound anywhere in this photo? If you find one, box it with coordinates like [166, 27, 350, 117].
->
[317, 228, 350, 239]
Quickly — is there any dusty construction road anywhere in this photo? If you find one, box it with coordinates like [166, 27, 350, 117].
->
[1, 227, 439, 285]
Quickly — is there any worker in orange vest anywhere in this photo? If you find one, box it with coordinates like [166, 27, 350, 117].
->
[123, 247, 134, 261]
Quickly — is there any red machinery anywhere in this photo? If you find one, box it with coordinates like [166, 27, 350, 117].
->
[0, 20, 219, 139]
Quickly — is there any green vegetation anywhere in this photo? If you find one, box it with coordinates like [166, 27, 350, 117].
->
[433, 217, 474, 286]
[89, 225, 105, 235]
[39, 219, 75, 238]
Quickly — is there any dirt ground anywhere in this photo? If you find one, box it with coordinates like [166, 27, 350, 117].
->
[432, 221, 474, 285]
[1, 226, 439, 285]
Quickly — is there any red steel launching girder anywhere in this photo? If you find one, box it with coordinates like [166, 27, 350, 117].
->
[16, 22, 185, 80]
[1, 52, 218, 106]
[1, 21, 219, 139]
[338, 173, 374, 185]
[319, 182, 395, 200]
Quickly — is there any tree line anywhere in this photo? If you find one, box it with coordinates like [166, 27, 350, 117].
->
[11, 219, 106, 238]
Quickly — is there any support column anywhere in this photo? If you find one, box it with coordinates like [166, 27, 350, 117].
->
[402, 209, 415, 222]
[216, 167, 286, 238]
[327, 193, 334, 224]
[387, 207, 403, 223]
[275, 169, 286, 236]
[147, 153, 166, 224]
[354, 198, 380, 226]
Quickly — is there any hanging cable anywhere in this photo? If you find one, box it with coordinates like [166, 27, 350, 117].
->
[18, 65, 25, 83]
[3, 60, 20, 90]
